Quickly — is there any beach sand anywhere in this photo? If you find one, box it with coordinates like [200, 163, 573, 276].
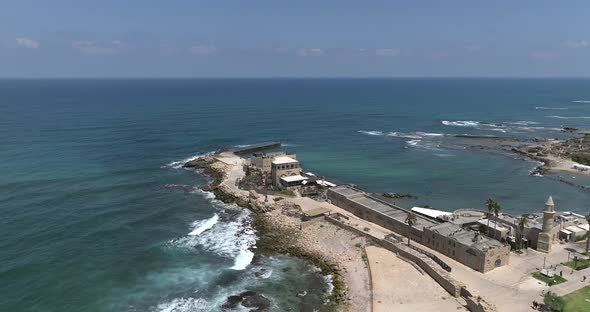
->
[366, 246, 466, 312]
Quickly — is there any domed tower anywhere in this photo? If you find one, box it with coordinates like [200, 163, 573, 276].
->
[537, 196, 555, 253]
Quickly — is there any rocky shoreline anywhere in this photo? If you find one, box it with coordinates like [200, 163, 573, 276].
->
[184, 153, 350, 311]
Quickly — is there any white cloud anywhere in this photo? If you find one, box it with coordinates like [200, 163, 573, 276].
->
[72, 40, 126, 55]
[531, 51, 557, 60]
[188, 45, 217, 56]
[15, 37, 40, 49]
[375, 48, 400, 57]
[562, 40, 589, 48]
[296, 48, 324, 57]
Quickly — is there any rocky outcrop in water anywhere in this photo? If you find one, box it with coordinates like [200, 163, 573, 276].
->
[221, 291, 271, 311]
[382, 192, 417, 200]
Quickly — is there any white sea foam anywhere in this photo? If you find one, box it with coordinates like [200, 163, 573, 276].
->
[189, 188, 216, 200]
[189, 214, 219, 236]
[231, 248, 255, 270]
[573, 100, 590, 103]
[406, 139, 421, 146]
[546, 115, 590, 119]
[415, 132, 445, 137]
[164, 152, 215, 169]
[169, 190, 256, 271]
[536, 107, 568, 110]
[324, 274, 334, 296]
[507, 121, 540, 126]
[156, 297, 209, 312]
[386, 132, 422, 139]
[517, 126, 563, 132]
[358, 130, 384, 136]
[441, 120, 480, 127]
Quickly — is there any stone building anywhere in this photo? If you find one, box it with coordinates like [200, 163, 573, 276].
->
[423, 223, 509, 273]
[489, 196, 587, 252]
[250, 151, 296, 173]
[271, 156, 302, 187]
[327, 185, 510, 273]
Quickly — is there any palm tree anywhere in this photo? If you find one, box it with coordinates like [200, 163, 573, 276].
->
[485, 198, 498, 237]
[585, 213, 590, 256]
[492, 201, 502, 241]
[405, 212, 417, 246]
[517, 216, 528, 251]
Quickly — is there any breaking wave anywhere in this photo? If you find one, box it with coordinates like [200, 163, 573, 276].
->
[164, 152, 215, 169]
[536, 107, 568, 110]
[573, 100, 590, 103]
[546, 115, 590, 119]
[406, 139, 421, 146]
[359, 130, 446, 139]
[358, 130, 384, 136]
[169, 190, 256, 271]
[154, 297, 209, 312]
[441, 120, 480, 127]
[188, 214, 219, 236]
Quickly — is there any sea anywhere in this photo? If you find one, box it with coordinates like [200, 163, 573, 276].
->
[1, 78, 589, 311]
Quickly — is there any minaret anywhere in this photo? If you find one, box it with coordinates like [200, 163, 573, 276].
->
[542, 196, 555, 232]
[537, 196, 555, 253]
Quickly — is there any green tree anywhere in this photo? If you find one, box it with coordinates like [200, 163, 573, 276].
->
[405, 212, 417, 246]
[492, 201, 502, 241]
[543, 291, 565, 312]
[517, 216, 528, 251]
[485, 198, 501, 238]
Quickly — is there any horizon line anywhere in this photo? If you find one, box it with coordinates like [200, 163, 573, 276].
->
[2, 76, 590, 80]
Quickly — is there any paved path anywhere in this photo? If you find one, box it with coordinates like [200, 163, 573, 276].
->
[213, 152, 248, 196]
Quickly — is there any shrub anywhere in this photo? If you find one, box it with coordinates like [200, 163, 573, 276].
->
[543, 291, 565, 312]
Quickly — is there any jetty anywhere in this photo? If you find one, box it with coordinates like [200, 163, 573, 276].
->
[230, 142, 281, 154]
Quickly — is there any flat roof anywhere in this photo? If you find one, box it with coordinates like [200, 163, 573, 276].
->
[272, 156, 299, 165]
[429, 222, 504, 250]
[280, 175, 308, 183]
[478, 219, 510, 232]
[330, 186, 437, 228]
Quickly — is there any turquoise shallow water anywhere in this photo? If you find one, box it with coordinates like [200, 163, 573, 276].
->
[1, 78, 590, 311]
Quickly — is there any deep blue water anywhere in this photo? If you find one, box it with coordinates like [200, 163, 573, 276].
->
[1, 78, 590, 311]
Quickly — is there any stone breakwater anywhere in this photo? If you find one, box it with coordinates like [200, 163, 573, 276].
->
[183, 153, 354, 310]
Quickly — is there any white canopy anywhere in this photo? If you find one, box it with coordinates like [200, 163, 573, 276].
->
[411, 207, 452, 219]
[280, 175, 308, 183]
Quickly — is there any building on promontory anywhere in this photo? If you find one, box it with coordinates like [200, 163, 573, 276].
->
[250, 151, 297, 173]
[327, 185, 510, 273]
[271, 156, 303, 187]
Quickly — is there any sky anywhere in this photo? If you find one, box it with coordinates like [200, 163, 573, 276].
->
[1, 0, 590, 78]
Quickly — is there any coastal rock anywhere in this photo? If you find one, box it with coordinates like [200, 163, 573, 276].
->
[241, 293, 271, 311]
[221, 295, 243, 309]
[222, 291, 271, 311]
[382, 192, 417, 200]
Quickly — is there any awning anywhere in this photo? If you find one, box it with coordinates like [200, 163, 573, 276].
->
[560, 229, 573, 235]
[412, 207, 453, 219]
[280, 175, 308, 183]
